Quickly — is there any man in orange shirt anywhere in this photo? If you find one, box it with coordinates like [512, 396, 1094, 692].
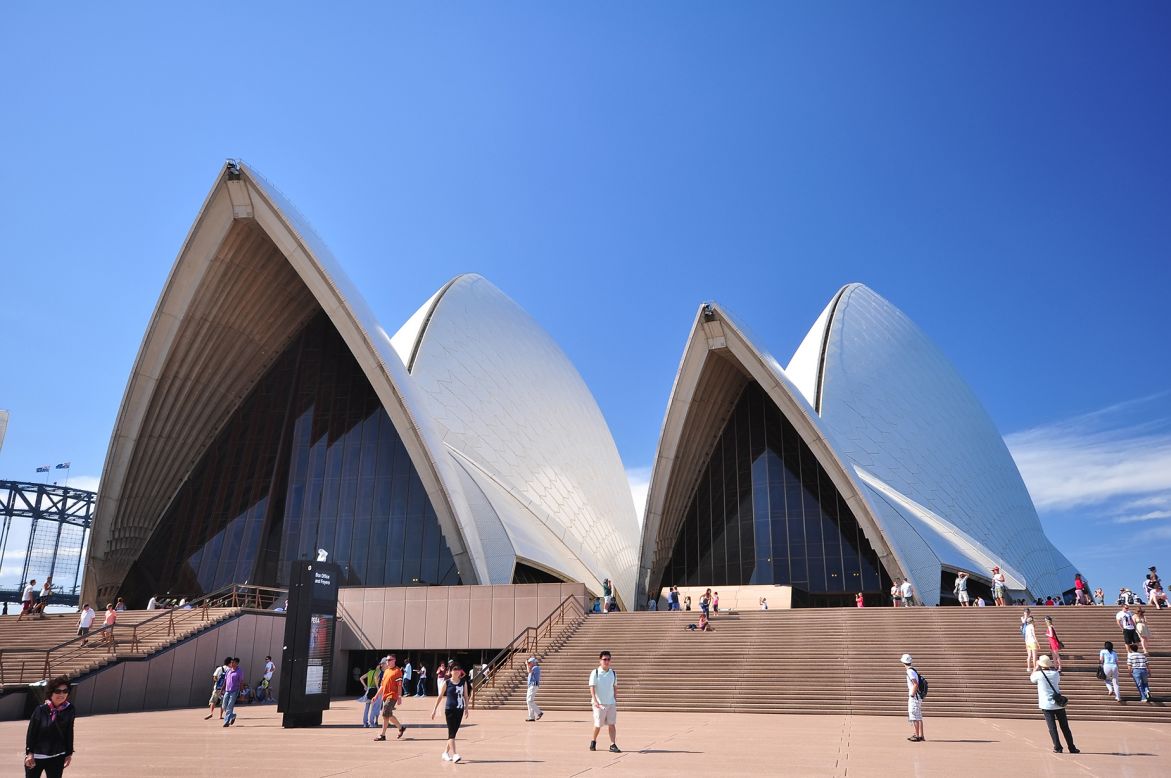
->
[374, 654, 407, 741]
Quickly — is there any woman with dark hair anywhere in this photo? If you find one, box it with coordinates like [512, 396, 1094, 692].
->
[431, 662, 470, 763]
[23, 676, 75, 777]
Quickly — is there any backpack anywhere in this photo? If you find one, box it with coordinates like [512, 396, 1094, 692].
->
[916, 671, 929, 699]
[215, 667, 227, 690]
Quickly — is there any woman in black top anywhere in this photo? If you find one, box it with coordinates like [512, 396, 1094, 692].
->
[24, 676, 75, 778]
[431, 662, 470, 763]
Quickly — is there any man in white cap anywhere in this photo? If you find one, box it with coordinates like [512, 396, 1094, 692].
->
[525, 656, 543, 722]
[900, 654, 925, 742]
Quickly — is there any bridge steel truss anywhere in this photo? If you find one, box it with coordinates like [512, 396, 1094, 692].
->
[0, 480, 95, 608]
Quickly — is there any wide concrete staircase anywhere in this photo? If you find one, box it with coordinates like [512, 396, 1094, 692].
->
[478, 606, 1170, 723]
[0, 607, 241, 690]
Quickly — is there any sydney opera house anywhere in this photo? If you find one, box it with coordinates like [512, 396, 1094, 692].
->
[83, 162, 1075, 611]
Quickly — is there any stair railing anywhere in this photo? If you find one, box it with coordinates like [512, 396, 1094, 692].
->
[0, 583, 287, 689]
[470, 593, 588, 706]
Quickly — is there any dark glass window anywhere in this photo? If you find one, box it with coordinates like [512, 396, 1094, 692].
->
[512, 562, 565, 585]
[121, 311, 461, 602]
[658, 382, 891, 602]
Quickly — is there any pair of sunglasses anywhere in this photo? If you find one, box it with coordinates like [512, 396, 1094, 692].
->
[52, 688, 70, 694]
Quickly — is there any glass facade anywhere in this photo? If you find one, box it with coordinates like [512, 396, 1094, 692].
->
[121, 311, 461, 603]
[657, 382, 891, 600]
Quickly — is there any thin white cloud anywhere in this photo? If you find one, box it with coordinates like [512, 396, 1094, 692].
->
[627, 466, 652, 527]
[1136, 524, 1171, 544]
[1005, 394, 1171, 511]
[1114, 510, 1171, 524]
[65, 475, 100, 493]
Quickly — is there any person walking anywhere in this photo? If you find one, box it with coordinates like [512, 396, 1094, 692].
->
[992, 566, 1007, 606]
[35, 578, 54, 617]
[361, 660, 383, 728]
[1073, 573, 1087, 605]
[98, 603, 117, 646]
[601, 579, 613, 613]
[1116, 603, 1140, 648]
[900, 654, 925, 742]
[890, 580, 902, 607]
[205, 657, 232, 720]
[700, 589, 711, 619]
[855, 592, 865, 608]
[953, 572, 970, 606]
[18, 579, 37, 621]
[1099, 641, 1121, 702]
[374, 654, 406, 741]
[712, 591, 720, 615]
[588, 651, 620, 753]
[900, 578, 915, 607]
[1044, 616, 1064, 671]
[1135, 608, 1152, 653]
[431, 661, 470, 762]
[403, 658, 414, 698]
[684, 595, 692, 611]
[1127, 642, 1152, 702]
[222, 658, 243, 727]
[415, 663, 427, 697]
[23, 675, 75, 778]
[1023, 616, 1039, 672]
[75, 604, 95, 647]
[760, 597, 769, 610]
[1030, 655, 1079, 753]
[525, 656, 543, 721]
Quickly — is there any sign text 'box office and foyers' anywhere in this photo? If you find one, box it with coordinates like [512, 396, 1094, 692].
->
[279, 560, 340, 727]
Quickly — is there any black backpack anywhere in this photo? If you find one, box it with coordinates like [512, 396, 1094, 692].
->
[916, 671, 929, 699]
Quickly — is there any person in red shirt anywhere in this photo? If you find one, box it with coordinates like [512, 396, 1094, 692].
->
[374, 654, 406, 741]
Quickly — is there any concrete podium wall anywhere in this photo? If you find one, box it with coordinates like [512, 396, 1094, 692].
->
[336, 583, 588, 651]
[65, 612, 285, 717]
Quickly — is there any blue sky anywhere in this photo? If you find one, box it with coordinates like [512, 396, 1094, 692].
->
[1, 4, 1169, 599]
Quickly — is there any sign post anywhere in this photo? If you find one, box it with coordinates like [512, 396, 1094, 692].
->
[278, 560, 340, 727]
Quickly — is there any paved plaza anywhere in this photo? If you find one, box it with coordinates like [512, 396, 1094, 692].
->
[4, 695, 1170, 777]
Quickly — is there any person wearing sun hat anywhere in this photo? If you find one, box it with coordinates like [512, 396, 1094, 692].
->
[900, 654, 925, 742]
[1030, 655, 1079, 754]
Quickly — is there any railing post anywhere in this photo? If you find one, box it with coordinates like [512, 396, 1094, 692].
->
[42, 651, 50, 682]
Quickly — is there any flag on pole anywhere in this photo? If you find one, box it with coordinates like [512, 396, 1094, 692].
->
[55, 462, 71, 469]
[36, 465, 50, 473]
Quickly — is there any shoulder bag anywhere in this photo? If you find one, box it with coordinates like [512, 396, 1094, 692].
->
[1041, 671, 1068, 707]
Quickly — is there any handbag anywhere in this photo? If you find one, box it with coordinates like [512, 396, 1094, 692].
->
[1095, 666, 1107, 681]
[1041, 670, 1068, 707]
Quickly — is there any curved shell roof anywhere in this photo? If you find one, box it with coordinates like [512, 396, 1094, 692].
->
[642, 285, 1076, 605]
[791, 283, 1075, 601]
[84, 163, 637, 605]
[392, 275, 640, 606]
[638, 303, 906, 603]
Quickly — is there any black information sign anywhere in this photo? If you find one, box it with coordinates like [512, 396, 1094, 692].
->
[279, 560, 340, 727]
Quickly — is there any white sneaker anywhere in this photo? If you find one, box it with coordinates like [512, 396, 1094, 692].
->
[452, 754, 462, 763]
[441, 752, 451, 761]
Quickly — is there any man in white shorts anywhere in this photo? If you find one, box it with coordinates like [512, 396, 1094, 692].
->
[588, 651, 620, 753]
[954, 572, 970, 606]
[901, 653, 925, 742]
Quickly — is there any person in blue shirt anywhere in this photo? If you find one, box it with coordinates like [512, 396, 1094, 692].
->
[525, 657, 543, 722]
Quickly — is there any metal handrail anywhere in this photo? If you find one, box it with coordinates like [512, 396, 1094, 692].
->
[0, 582, 288, 689]
[471, 594, 588, 705]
